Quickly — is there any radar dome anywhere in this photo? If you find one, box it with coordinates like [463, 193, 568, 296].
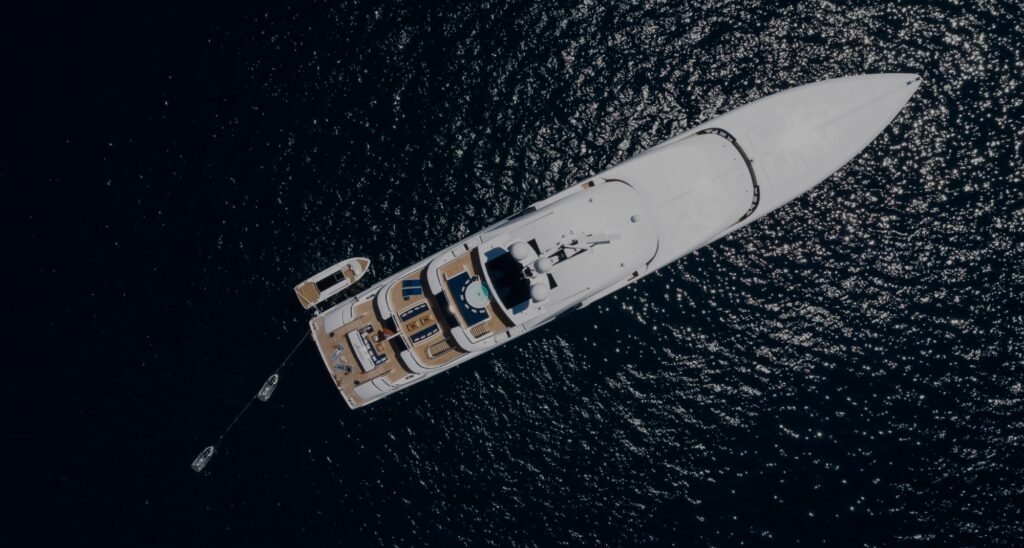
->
[510, 242, 531, 261]
[533, 257, 553, 274]
[529, 283, 550, 302]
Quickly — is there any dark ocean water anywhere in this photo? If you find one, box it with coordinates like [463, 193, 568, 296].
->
[6, 0, 1024, 546]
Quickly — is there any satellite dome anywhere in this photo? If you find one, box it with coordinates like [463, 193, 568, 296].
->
[510, 241, 531, 261]
[529, 283, 550, 302]
[533, 257, 553, 274]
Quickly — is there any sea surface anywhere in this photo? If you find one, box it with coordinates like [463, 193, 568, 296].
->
[6, 0, 1023, 546]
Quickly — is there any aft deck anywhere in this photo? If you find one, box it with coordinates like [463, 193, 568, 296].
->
[311, 298, 414, 406]
[310, 249, 514, 407]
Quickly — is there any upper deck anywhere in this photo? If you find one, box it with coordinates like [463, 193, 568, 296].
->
[312, 249, 521, 407]
[436, 250, 513, 339]
[385, 269, 465, 368]
[310, 179, 664, 407]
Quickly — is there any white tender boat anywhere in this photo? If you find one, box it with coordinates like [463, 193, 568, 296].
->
[305, 74, 921, 409]
[256, 373, 279, 402]
[294, 257, 370, 309]
[191, 445, 215, 472]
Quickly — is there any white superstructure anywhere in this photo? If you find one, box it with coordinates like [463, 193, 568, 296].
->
[304, 74, 921, 409]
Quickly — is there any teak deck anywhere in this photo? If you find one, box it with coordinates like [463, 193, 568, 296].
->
[312, 299, 413, 405]
[311, 250, 512, 407]
[386, 270, 466, 368]
[436, 251, 513, 337]
[295, 283, 321, 308]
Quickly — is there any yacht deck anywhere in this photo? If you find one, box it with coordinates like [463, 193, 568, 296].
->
[436, 250, 512, 338]
[386, 269, 465, 368]
[311, 298, 413, 406]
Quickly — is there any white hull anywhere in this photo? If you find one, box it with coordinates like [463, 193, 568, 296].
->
[307, 74, 920, 409]
[294, 257, 370, 310]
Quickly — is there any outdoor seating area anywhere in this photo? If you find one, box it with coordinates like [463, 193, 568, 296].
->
[385, 269, 467, 368]
[399, 302, 429, 322]
[401, 279, 423, 300]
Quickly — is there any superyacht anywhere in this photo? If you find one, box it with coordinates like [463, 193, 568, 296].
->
[303, 74, 921, 409]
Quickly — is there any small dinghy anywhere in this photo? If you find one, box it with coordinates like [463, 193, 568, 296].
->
[191, 445, 215, 472]
[294, 257, 370, 309]
[257, 373, 279, 402]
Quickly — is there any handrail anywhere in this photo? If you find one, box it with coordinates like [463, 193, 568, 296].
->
[698, 128, 760, 224]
